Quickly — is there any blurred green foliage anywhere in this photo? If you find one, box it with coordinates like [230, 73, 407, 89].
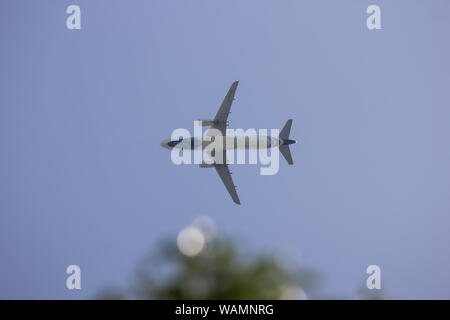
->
[100, 237, 318, 300]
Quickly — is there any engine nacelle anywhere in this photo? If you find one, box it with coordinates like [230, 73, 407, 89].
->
[197, 119, 215, 126]
[199, 163, 215, 168]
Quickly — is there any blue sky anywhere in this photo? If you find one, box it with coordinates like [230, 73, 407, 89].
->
[1, 0, 450, 299]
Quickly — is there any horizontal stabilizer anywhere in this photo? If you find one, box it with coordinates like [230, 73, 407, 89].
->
[279, 145, 293, 165]
[280, 119, 293, 139]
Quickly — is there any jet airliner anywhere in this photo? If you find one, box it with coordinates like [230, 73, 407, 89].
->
[160, 81, 296, 204]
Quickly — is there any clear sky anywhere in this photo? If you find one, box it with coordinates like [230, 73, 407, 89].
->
[1, 0, 450, 299]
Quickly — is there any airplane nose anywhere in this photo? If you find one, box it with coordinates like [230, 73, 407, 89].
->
[160, 139, 172, 149]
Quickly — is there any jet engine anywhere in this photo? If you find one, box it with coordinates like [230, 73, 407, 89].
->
[199, 163, 215, 168]
[197, 119, 215, 126]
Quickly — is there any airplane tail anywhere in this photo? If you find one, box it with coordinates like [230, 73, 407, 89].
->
[279, 119, 295, 165]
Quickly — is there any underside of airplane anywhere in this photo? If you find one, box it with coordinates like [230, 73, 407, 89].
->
[161, 81, 295, 204]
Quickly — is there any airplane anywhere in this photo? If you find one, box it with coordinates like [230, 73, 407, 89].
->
[160, 81, 296, 204]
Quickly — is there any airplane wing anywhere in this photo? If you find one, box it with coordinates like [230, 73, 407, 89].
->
[215, 162, 240, 205]
[206, 81, 239, 136]
[206, 81, 240, 204]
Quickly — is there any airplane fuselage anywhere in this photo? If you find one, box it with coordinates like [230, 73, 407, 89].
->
[161, 135, 295, 151]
